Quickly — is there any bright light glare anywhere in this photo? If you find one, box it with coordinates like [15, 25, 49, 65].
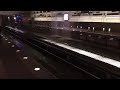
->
[14, 17, 16, 20]
[108, 28, 111, 32]
[103, 28, 105, 31]
[34, 68, 40, 71]
[64, 14, 69, 20]
[8, 17, 10, 19]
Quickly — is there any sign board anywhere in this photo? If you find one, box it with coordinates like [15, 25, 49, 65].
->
[64, 14, 69, 20]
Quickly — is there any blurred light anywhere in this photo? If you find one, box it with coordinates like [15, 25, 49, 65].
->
[8, 42, 11, 43]
[64, 14, 69, 20]
[34, 68, 40, 71]
[77, 26, 79, 28]
[80, 26, 82, 28]
[93, 27, 94, 30]
[8, 17, 10, 19]
[103, 28, 105, 31]
[11, 45, 15, 47]
[88, 27, 90, 29]
[5, 39, 8, 40]
[23, 56, 28, 60]
[108, 28, 111, 32]
[16, 50, 20, 52]
[14, 17, 16, 20]
[109, 38, 114, 40]
[73, 29, 75, 31]
[80, 33, 82, 35]
[71, 26, 72, 27]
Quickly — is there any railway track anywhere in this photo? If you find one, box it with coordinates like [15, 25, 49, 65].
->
[4, 26, 120, 79]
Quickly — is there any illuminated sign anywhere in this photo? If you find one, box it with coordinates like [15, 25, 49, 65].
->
[64, 14, 69, 20]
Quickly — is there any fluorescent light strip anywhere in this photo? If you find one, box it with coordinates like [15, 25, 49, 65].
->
[43, 39, 120, 68]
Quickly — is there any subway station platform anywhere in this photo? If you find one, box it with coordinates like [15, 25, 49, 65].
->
[0, 11, 120, 79]
[1, 11, 120, 79]
[2, 26, 120, 79]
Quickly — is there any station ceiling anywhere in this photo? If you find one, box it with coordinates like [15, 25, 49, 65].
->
[0, 11, 23, 15]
